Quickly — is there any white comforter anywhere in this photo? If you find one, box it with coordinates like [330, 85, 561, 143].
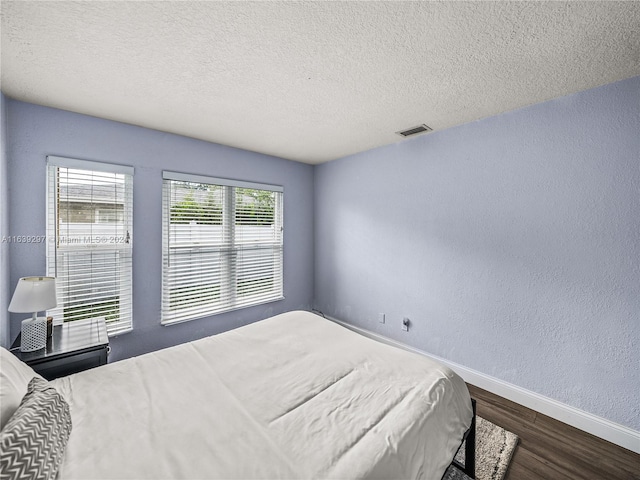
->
[52, 311, 472, 480]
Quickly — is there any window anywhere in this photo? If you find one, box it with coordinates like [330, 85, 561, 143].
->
[46, 156, 133, 335]
[162, 172, 283, 325]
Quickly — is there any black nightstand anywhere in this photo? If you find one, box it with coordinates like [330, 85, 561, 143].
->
[11, 317, 109, 380]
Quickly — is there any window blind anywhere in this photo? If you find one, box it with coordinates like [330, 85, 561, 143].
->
[162, 172, 283, 325]
[46, 156, 133, 335]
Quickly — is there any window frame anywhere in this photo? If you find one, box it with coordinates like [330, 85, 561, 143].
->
[46, 156, 134, 336]
[161, 171, 284, 325]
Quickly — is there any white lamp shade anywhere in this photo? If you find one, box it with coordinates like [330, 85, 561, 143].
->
[8, 277, 57, 313]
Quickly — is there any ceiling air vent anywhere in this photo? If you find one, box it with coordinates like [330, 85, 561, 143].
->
[396, 124, 433, 137]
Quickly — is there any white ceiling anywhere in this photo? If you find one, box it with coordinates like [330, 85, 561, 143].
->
[1, 1, 639, 164]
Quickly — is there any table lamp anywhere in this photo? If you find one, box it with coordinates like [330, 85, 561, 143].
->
[8, 276, 57, 352]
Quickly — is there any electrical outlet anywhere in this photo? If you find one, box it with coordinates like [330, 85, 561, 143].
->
[378, 313, 385, 324]
[402, 317, 410, 331]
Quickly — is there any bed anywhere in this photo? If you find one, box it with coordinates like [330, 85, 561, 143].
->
[1, 310, 474, 480]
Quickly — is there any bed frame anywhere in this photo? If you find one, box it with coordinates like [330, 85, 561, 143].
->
[444, 398, 477, 479]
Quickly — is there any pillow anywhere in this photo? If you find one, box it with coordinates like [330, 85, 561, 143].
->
[0, 377, 72, 480]
[0, 347, 44, 430]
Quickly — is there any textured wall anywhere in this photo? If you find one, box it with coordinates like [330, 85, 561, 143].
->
[0, 93, 8, 347]
[6, 100, 315, 360]
[314, 76, 640, 430]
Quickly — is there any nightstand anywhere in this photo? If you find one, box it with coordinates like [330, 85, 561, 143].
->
[11, 317, 109, 380]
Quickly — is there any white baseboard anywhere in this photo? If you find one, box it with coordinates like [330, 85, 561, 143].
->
[326, 315, 640, 454]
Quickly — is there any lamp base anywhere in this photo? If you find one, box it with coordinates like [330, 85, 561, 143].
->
[20, 317, 47, 352]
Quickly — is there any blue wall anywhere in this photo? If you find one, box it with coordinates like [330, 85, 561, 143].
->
[0, 93, 8, 348]
[314, 76, 640, 430]
[6, 100, 315, 361]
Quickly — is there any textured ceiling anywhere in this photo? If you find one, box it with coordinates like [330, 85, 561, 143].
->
[1, 1, 639, 164]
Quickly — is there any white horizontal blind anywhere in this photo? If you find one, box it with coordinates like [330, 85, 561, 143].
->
[162, 173, 283, 324]
[46, 157, 133, 335]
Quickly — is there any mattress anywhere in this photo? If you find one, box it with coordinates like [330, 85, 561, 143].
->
[52, 310, 472, 479]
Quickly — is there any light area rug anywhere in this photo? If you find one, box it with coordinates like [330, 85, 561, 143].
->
[442, 416, 519, 480]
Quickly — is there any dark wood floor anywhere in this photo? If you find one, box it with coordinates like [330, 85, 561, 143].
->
[467, 384, 640, 480]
